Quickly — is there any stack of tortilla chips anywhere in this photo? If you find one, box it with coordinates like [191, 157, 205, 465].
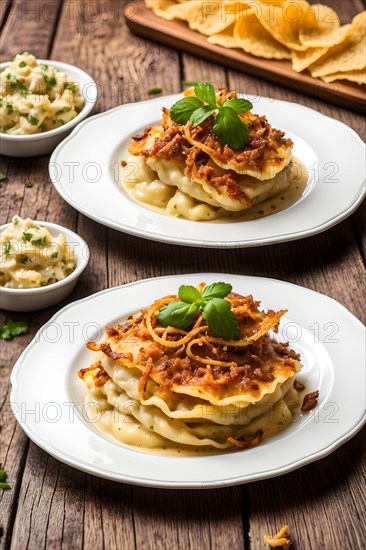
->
[145, 0, 366, 85]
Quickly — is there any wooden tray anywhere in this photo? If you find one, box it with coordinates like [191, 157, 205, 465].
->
[124, 1, 366, 113]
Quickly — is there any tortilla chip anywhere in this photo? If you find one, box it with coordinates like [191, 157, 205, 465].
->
[234, 11, 291, 59]
[163, 0, 251, 36]
[145, 0, 177, 20]
[207, 24, 238, 48]
[255, 0, 314, 51]
[309, 11, 366, 78]
[321, 69, 366, 85]
[299, 4, 350, 48]
[291, 46, 328, 72]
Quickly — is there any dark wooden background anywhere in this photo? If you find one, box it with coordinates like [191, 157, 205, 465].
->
[0, 1, 365, 549]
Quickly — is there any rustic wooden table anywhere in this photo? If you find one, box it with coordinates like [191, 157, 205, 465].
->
[1, 1, 365, 549]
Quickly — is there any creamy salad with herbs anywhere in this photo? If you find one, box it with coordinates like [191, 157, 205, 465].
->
[0, 52, 84, 135]
[0, 216, 76, 289]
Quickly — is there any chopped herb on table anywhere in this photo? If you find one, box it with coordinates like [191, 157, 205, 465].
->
[0, 171, 7, 182]
[24, 180, 32, 188]
[0, 468, 11, 491]
[147, 87, 162, 95]
[0, 320, 29, 340]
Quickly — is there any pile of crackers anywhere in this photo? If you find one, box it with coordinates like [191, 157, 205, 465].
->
[146, 0, 366, 85]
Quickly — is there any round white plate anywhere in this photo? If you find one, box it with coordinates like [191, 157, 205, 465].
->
[49, 96, 366, 248]
[10, 274, 366, 488]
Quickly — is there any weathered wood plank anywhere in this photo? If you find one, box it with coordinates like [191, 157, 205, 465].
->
[0, 0, 62, 61]
[248, 427, 366, 550]
[0, 0, 12, 29]
[0, 3, 64, 549]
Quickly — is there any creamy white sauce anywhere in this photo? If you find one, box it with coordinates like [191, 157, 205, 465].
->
[84, 379, 305, 457]
[120, 154, 308, 222]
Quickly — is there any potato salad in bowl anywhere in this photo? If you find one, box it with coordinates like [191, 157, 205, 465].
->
[0, 52, 84, 135]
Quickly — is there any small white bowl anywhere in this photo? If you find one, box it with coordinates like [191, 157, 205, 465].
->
[0, 59, 98, 157]
[0, 221, 89, 312]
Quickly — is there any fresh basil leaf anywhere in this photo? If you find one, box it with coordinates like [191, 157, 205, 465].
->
[202, 282, 232, 300]
[178, 285, 202, 304]
[194, 82, 216, 106]
[213, 107, 250, 149]
[189, 105, 214, 128]
[170, 97, 202, 124]
[223, 98, 253, 114]
[0, 320, 29, 340]
[157, 301, 200, 330]
[202, 298, 239, 340]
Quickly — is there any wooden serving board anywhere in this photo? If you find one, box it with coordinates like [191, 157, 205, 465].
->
[124, 1, 366, 113]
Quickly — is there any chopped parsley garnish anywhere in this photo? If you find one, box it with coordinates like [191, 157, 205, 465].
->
[44, 75, 57, 90]
[13, 217, 19, 225]
[57, 120, 65, 126]
[158, 282, 239, 341]
[24, 179, 33, 188]
[41, 64, 49, 71]
[6, 74, 10, 80]
[147, 87, 162, 95]
[51, 251, 58, 258]
[176, 213, 184, 218]
[181, 81, 195, 87]
[20, 257, 28, 264]
[6, 103, 13, 115]
[27, 115, 39, 126]
[65, 84, 77, 92]
[0, 320, 28, 341]
[0, 171, 7, 182]
[23, 231, 33, 241]
[19, 61, 26, 68]
[3, 242, 12, 256]
[170, 82, 252, 150]
[16, 80, 27, 91]
[149, 426, 154, 430]
[0, 468, 11, 490]
[59, 106, 71, 113]
[32, 237, 46, 247]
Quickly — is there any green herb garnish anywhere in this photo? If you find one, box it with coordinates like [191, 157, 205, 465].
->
[20, 257, 28, 264]
[57, 120, 65, 126]
[0, 320, 28, 340]
[0, 171, 7, 182]
[27, 115, 39, 126]
[17, 80, 27, 91]
[59, 106, 71, 113]
[65, 84, 77, 92]
[44, 75, 57, 90]
[157, 282, 239, 340]
[41, 64, 49, 71]
[0, 468, 11, 490]
[6, 74, 10, 80]
[31, 237, 46, 247]
[23, 231, 32, 241]
[169, 82, 252, 150]
[19, 61, 26, 68]
[181, 80, 195, 87]
[6, 103, 13, 115]
[3, 242, 12, 256]
[52, 251, 58, 258]
[24, 180, 33, 188]
[147, 87, 162, 95]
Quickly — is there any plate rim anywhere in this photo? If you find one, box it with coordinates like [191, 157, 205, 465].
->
[49, 95, 366, 249]
[10, 273, 366, 488]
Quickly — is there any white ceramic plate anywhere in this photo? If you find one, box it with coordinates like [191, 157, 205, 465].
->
[49, 95, 365, 248]
[10, 274, 366, 488]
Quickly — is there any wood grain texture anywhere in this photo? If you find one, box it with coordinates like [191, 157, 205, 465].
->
[124, 0, 366, 113]
[0, 0, 365, 549]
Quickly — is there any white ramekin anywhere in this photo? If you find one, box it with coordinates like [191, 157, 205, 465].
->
[0, 220, 89, 311]
[0, 59, 98, 157]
